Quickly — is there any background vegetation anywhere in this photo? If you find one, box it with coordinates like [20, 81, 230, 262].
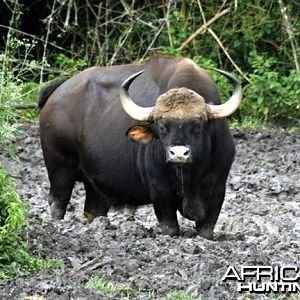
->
[0, 167, 61, 279]
[0, 0, 299, 127]
[0, 0, 299, 283]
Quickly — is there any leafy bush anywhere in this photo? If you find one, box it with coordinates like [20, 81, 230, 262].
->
[241, 53, 300, 127]
[0, 37, 39, 153]
[0, 168, 25, 230]
[189, 53, 300, 128]
[0, 167, 27, 278]
[48, 53, 87, 80]
[0, 34, 61, 278]
[192, 55, 232, 102]
[0, 167, 62, 279]
[0, 66, 20, 153]
[17, 81, 40, 120]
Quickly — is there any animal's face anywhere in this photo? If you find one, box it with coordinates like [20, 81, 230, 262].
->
[127, 117, 210, 164]
[126, 88, 210, 164]
[156, 117, 209, 164]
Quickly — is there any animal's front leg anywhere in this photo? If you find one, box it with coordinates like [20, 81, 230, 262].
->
[152, 196, 179, 236]
[195, 183, 226, 240]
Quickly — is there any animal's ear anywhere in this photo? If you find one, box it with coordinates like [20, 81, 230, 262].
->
[126, 125, 154, 144]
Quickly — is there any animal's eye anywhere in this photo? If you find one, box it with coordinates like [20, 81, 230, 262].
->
[158, 123, 169, 134]
[191, 122, 202, 133]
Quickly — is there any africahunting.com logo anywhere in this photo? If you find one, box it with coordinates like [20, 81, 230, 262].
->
[222, 266, 300, 293]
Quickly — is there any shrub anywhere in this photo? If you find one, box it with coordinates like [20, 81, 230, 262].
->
[0, 167, 62, 279]
[241, 53, 300, 127]
[0, 67, 21, 153]
[0, 35, 61, 278]
[0, 37, 40, 153]
[191, 53, 300, 128]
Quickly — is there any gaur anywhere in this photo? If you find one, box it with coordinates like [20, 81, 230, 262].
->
[39, 55, 242, 238]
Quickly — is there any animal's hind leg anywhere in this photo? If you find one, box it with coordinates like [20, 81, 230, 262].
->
[48, 168, 76, 220]
[83, 180, 109, 222]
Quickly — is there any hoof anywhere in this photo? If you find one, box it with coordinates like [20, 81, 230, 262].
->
[160, 223, 180, 236]
[84, 210, 108, 222]
[84, 211, 95, 222]
[196, 227, 214, 240]
[50, 205, 66, 220]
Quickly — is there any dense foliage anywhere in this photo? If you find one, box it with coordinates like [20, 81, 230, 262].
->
[0, 37, 39, 153]
[0, 167, 26, 278]
[0, 0, 299, 126]
[0, 31, 56, 280]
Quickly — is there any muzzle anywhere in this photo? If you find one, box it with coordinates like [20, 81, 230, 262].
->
[166, 145, 192, 164]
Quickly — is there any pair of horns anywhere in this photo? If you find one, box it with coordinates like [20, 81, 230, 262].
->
[120, 69, 242, 121]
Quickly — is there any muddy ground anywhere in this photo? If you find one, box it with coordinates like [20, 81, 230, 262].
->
[0, 122, 299, 300]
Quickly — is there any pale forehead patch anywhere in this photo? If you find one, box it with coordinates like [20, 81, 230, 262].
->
[151, 87, 209, 121]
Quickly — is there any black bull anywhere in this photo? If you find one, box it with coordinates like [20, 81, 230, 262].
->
[39, 55, 242, 238]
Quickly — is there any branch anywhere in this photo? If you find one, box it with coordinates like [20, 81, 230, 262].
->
[278, 0, 300, 74]
[208, 28, 251, 83]
[163, 0, 175, 48]
[141, 0, 174, 60]
[194, 1, 249, 82]
[0, 0, 20, 101]
[0, 25, 71, 53]
[177, 8, 230, 52]
[196, 0, 206, 24]
[108, 26, 133, 65]
[40, 0, 58, 84]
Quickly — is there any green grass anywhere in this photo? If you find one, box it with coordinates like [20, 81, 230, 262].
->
[230, 116, 267, 130]
[229, 112, 300, 133]
[89, 276, 135, 299]
[18, 297, 48, 300]
[164, 291, 200, 300]
[89, 276, 203, 300]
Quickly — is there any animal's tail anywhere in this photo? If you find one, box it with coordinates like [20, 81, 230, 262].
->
[38, 77, 68, 108]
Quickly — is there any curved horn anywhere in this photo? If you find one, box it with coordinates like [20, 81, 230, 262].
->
[208, 69, 243, 119]
[120, 70, 154, 121]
